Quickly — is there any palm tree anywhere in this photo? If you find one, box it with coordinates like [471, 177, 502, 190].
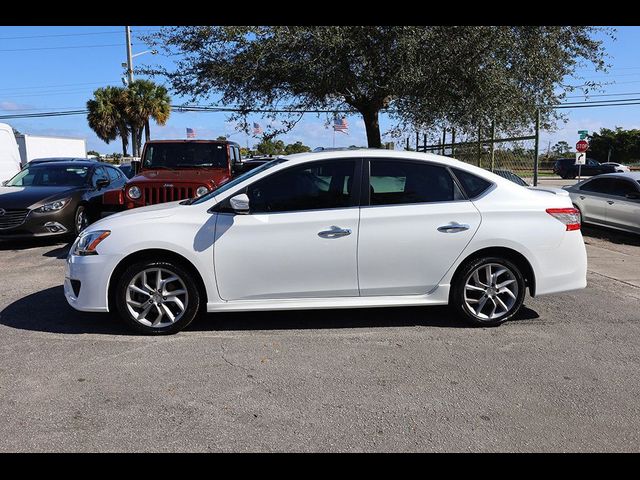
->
[87, 86, 131, 156]
[126, 80, 171, 156]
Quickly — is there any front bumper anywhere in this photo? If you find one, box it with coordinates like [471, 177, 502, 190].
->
[64, 252, 121, 313]
[0, 208, 75, 239]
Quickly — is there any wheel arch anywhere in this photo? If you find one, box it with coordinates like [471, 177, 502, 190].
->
[107, 248, 209, 312]
[449, 246, 536, 298]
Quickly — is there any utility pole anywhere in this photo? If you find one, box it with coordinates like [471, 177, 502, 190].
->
[125, 26, 136, 157]
[533, 108, 540, 187]
[125, 26, 134, 85]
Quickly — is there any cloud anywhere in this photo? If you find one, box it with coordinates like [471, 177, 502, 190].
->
[0, 101, 32, 111]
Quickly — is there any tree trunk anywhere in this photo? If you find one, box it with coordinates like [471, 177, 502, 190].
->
[121, 134, 128, 157]
[145, 120, 151, 143]
[131, 126, 138, 157]
[360, 107, 382, 148]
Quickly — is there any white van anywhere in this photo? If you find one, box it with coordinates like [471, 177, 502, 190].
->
[0, 123, 21, 183]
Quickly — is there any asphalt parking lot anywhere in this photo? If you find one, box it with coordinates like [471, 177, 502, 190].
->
[0, 225, 639, 452]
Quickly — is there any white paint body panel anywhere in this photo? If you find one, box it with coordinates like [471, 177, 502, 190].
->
[64, 149, 587, 318]
[0, 123, 21, 182]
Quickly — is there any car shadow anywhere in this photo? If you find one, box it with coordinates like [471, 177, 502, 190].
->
[0, 236, 73, 252]
[0, 285, 540, 335]
[582, 225, 640, 247]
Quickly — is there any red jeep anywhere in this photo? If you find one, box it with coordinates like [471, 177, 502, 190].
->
[104, 139, 242, 209]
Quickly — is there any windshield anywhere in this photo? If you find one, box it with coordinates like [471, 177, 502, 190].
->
[191, 158, 288, 205]
[143, 143, 228, 169]
[6, 165, 90, 187]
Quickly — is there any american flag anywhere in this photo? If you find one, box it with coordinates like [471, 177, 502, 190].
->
[186, 127, 196, 138]
[333, 116, 348, 133]
[252, 122, 263, 135]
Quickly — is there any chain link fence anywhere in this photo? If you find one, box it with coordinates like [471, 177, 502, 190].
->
[414, 128, 539, 185]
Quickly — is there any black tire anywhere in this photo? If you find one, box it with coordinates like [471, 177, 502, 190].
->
[450, 256, 526, 327]
[74, 205, 89, 236]
[114, 259, 201, 335]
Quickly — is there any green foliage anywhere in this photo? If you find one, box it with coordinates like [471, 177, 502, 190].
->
[216, 135, 227, 141]
[86, 80, 171, 156]
[588, 127, 640, 163]
[552, 141, 571, 156]
[255, 138, 285, 155]
[142, 26, 611, 148]
[87, 150, 101, 157]
[284, 141, 311, 155]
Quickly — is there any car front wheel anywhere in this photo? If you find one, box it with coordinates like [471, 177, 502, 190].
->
[451, 256, 526, 327]
[114, 260, 201, 334]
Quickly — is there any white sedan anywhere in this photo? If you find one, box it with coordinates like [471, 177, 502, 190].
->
[64, 149, 587, 334]
[601, 162, 631, 173]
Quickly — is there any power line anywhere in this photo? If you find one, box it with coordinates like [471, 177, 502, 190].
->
[564, 91, 640, 99]
[0, 43, 124, 53]
[0, 30, 123, 40]
[0, 81, 120, 92]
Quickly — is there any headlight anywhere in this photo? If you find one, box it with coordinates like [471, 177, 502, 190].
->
[35, 198, 70, 213]
[128, 186, 141, 199]
[72, 230, 111, 256]
[195, 186, 209, 197]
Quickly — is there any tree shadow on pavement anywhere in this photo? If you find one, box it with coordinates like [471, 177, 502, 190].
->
[0, 285, 540, 335]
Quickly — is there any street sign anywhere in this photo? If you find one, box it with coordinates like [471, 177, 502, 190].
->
[575, 152, 586, 165]
[578, 130, 588, 139]
[576, 139, 589, 152]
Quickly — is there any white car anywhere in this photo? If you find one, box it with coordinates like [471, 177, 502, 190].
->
[601, 162, 631, 173]
[64, 150, 587, 334]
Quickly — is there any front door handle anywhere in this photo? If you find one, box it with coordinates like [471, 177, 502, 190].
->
[579, 196, 585, 200]
[607, 200, 615, 205]
[318, 226, 352, 238]
[437, 222, 470, 233]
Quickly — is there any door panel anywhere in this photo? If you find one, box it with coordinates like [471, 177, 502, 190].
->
[214, 209, 360, 300]
[358, 159, 481, 296]
[604, 179, 640, 232]
[358, 203, 480, 295]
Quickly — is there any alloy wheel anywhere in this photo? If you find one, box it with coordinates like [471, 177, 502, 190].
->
[125, 268, 189, 328]
[463, 263, 519, 321]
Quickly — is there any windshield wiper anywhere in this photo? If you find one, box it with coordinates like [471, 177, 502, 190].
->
[175, 163, 218, 168]
[147, 165, 176, 171]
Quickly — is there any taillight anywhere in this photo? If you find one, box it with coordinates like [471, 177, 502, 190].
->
[546, 208, 581, 231]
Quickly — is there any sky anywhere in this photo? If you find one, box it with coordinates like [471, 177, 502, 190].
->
[1, 26, 640, 155]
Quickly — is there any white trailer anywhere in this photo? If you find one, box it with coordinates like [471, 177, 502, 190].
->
[0, 123, 21, 182]
[15, 134, 87, 166]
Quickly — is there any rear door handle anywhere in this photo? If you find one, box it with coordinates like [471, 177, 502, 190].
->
[607, 200, 615, 205]
[579, 196, 585, 200]
[437, 222, 470, 233]
[318, 226, 352, 238]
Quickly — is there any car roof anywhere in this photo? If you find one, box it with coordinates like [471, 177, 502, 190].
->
[28, 160, 110, 168]
[146, 139, 240, 146]
[590, 172, 640, 180]
[30, 157, 91, 162]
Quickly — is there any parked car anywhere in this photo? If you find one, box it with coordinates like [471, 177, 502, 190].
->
[117, 162, 136, 179]
[553, 157, 617, 179]
[600, 162, 631, 173]
[103, 139, 242, 209]
[0, 160, 127, 239]
[65, 150, 587, 335]
[493, 169, 529, 186]
[563, 172, 640, 235]
[26, 157, 93, 168]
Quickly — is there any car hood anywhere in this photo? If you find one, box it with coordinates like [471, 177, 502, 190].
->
[130, 168, 229, 185]
[88, 199, 184, 231]
[0, 186, 79, 209]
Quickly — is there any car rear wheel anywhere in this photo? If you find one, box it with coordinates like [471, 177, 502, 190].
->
[114, 260, 201, 335]
[451, 256, 526, 327]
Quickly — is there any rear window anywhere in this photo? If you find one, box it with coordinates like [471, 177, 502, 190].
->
[451, 168, 493, 199]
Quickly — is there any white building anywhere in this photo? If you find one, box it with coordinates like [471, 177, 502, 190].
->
[15, 134, 87, 166]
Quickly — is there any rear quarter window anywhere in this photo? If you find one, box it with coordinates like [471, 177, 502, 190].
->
[451, 168, 493, 199]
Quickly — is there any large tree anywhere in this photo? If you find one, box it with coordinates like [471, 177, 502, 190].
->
[142, 26, 611, 147]
[126, 79, 171, 156]
[588, 127, 640, 163]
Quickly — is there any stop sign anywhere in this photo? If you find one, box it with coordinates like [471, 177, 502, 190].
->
[576, 140, 589, 152]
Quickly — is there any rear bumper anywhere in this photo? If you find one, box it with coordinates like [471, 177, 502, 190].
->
[531, 230, 587, 296]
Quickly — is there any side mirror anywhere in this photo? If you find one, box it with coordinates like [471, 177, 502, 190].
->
[625, 192, 640, 200]
[96, 178, 110, 190]
[229, 193, 250, 214]
[1, 180, 7, 186]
